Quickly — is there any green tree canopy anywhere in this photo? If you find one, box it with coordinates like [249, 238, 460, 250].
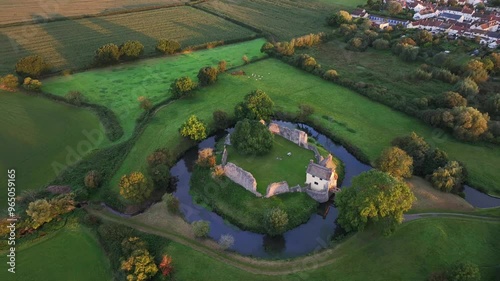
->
[170, 76, 197, 98]
[327, 10, 352, 26]
[120, 40, 144, 59]
[235, 90, 274, 122]
[192, 220, 210, 238]
[156, 39, 181, 54]
[119, 172, 153, 203]
[376, 146, 413, 179]
[335, 170, 415, 234]
[95, 43, 121, 65]
[392, 132, 430, 175]
[429, 161, 464, 193]
[197, 66, 219, 87]
[15, 55, 48, 78]
[448, 262, 481, 281]
[231, 119, 274, 155]
[180, 115, 207, 141]
[265, 208, 289, 236]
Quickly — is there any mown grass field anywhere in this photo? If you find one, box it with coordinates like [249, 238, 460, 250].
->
[198, 0, 335, 40]
[0, 224, 112, 281]
[226, 136, 315, 194]
[0, 6, 257, 74]
[306, 40, 453, 99]
[43, 38, 267, 139]
[104, 59, 500, 201]
[0, 91, 103, 207]
[0, 0, 188, 25]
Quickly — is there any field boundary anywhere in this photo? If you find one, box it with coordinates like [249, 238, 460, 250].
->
[191, 4, 265, 35]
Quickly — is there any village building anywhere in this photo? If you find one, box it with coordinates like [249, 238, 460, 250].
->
[305, 155, 338, 192]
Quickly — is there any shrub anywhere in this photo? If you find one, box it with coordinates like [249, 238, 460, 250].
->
[15, 55, 48, 77]
[197, 66, 219, 86]
[196, 148, 216, 168]
[119, 40, 144, 59]
[119, 172, 153, 203]
[217, 60, 227, 72]
[146, 148, 173, 168]
[120, 248, 158, 281]
[415, 69, 432, 80]
[211, 165, 225, 178]
[327, 10, 352, 26]
[242, 55, 250, 64]
[323, 69, 339, 81]
[372, 38, 390, 50]
[429, 161, 464, 193]
[138, 96, 153, 111]
[22, 77, 42, 91]
[400, 45, 419, 62]
[165, 193, 180, 214]
[431, 68, 459, 84]
[448, 107, 490, 141]
[84, 170, 101, 189]
[447, 262, 480, 281]
[158, 255, 174, 277]
[261, 42, 275, 54]
[170, 76, 197, 98]
[291, 33, 324, 48]
[454, 78, 479, 97]
[274, 42, 295, 56]
[376, 147, 413, 179]
[156, 39, 181, 54]
[231, 119, 274, 156]
[347, 37, 368, 52]
[95, 43, 120, 65]
[65, 91, 85, 106]
[436, 91, 467, 108]
[180, 115, 207, 141]
[0, 74, 19, 89]
[464, 59, 488, 83]
[298, 103, 315, 121]
[218, 234, 235, 250]
[296, 54, 319, 72]
[192, 220, 210, 238]
[148, 164, 170, 187]
[264, 208, 289, 236]
[213, 110, 230, 130]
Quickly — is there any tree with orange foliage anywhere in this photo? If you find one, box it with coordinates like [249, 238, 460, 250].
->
[158, 255, 174, 277]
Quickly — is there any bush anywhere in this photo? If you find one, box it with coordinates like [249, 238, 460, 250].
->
[327, 10, 352, 26]
[213, 110, 230, 130]
[15, 55, 48, 77]
[448, 262, 480, 281]
[95, 43, 120, 65]
[372, 39, 390, 50]
[119, 40, 144, 59]
[180, 115, 207, 141]
[296, 54, 319, 72]
[146, 148, 174, 168]
[415, 69, 432, 80]
[196, 148, 216, 168]
[436, 91, 467, 108]
[242, 55, 250, 64]
[119, 172, 153, 203]
[170, 76, 197, 98]
[138, 96, 152, 112]
[197, 66, 219, 86]
[65, 91, 85, 106]
[431, 68, 459, 84]
[264, 208, 289, 236]
[84, 170, 101, 189]
[156, 39, 181, 54]
[0, 74, 19, 89]
[22, 77, 42, 91]
[454, 78, 479, 97]
[192, 220, 210, 238]
[148, 164, 170, 187]
[261, 42, 275, 54]
[165, 193, 180, 214]
[429, 161, 464, 193]
[298, 103, 315, 121]
[218, 234, 235, 250]
[217, 60, 227, 73]
[376, 146, 413, 179]
[323, 69, 339, 81]
[231, 119, 274, 156]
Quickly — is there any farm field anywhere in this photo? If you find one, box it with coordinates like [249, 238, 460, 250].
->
[226, 136, 315, 194]
[0, 91, 103, 207]
[0, 0, 188, 25]
[43, 38, 267, 140]
[305, 40, 452, 100]
[318, 0, 366, 8]
[0, 224, 112, 281]
[0, 6, 257, 74]
[198, 0, 335, 40]
[106, 59, 500, 202]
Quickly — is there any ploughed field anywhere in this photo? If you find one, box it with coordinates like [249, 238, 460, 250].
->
[0, 91, 103, 207]
[0, 6, 257, 74]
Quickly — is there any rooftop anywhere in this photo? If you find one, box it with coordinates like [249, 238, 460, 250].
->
[307, 162, 333, 180]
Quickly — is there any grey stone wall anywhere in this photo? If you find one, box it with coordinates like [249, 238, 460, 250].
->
[269, 123, 308, 147]
[221, 146, 228, 166]
[305, 188, 330, 203]
[265, 181, 290, 197]
[224, 162, 262, 197]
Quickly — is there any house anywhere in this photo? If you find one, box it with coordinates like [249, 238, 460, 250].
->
[369, 15, 410, 27]
[414, 7, 440, 20]
[440, 12, 465, 22]
[305, 155, 338, 192]
[351, 8, 369, 18]
[408, 1, 426, 12]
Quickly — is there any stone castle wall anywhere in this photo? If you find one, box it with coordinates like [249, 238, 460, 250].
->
[223, 162, 262, 197]
[305, 188, 330, 203]
[265, 181, 290, 197]
[269, 122, 308, 147]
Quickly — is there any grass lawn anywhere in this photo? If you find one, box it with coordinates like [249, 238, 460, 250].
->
[0, 224, 112, 281]
[0, 91, 103, 208]
[106, 58, 500, 201]
[0, 6, 257, 74]
[43, 38, 267, 140]
[226, 135, 315, 194]
[190, 167, 317, 234]
[306, 40, 453, 100]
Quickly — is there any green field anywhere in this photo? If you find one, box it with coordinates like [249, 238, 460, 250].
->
[226, 136, 315, 194]
[318, 0, 366, 8]
[199, 0, 335, 40]
[0, 224, 112, 281]
[105, 59, 500, 200]
[306, 40, 453, 99]
[0, 6, 257, 74]
[0, 91, 103, 207]
[43, 38, 267, 139]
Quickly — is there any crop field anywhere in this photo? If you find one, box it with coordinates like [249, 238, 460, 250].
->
[43, 38, 267, 139]
[198, 0, 336, 40]
[105, 59, 500, 202]
[226, 136, 315, 194]
[0, 91, 103, 207]
[0, 225, 112, 281]
[0, 0, 188, 25]
[0, 6, 257, 74]
[305, 40, 452, 99]
[318, 0, 366, 8]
